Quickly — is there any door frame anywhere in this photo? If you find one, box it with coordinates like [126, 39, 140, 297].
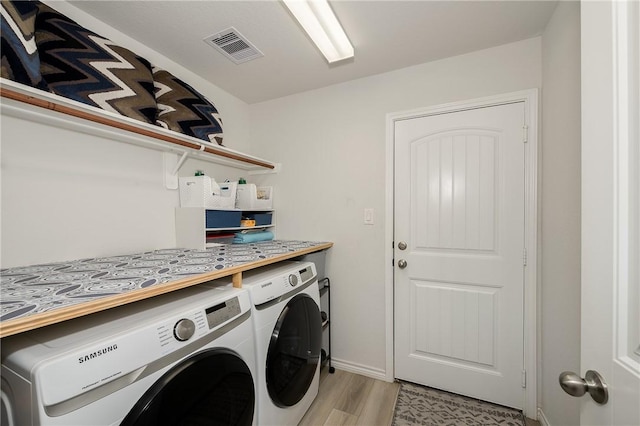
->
[384, 89, 539, 416]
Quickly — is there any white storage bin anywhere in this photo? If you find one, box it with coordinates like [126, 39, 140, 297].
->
[179, 176, 237, 210]
[219, 181, 238, 202]
[235, 184, 273, 209]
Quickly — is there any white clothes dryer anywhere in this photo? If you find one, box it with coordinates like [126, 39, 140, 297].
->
[1, 284, 257, 426]
[238, 261, 322, 426]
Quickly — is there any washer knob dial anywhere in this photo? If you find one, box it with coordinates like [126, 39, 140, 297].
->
[174, 318, 196, 342]
[288, 274, 298, 287]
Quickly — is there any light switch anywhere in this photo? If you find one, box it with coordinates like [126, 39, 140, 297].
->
[364, 208, 374, 225]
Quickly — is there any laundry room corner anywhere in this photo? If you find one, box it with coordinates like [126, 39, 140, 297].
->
[248, 37, 542, 380]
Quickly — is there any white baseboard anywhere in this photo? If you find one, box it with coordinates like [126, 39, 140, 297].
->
[537, 408, 551, 426]
[330, 357, 390, 382]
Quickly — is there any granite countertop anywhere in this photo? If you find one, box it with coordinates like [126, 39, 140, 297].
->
[0, 240, 329, 335]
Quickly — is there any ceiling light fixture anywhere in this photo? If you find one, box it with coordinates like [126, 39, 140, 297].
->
[282, 0, 354, 63]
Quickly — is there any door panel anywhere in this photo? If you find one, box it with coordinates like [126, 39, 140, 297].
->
[394, 102, 526, 409]
[413, 132, 498, 252]
[580, 1, 640, 424]
[414, 281, 497, 366]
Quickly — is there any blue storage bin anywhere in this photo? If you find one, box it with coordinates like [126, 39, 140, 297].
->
[246, 213, 273, 226]
[205, 210, 241, 228]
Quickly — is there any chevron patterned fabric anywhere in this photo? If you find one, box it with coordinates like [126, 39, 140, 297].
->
[1, 0, 47, 89]
[2, 1, 226, 146]
[34, 3, 157, 125]
[153, 68, 224, 146]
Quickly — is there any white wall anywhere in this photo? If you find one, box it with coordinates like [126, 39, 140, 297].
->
[248, 38, 542, 375]
[0, 1, 251, 268]
[539, 2, 581, 425]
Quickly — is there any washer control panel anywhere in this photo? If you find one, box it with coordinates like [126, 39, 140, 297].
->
[157, 311, 206, 351]
[205, 296, 241, 329]
[245, 263, 317, 306]
[155, 296, 241, 351]
[298, 265, 314, 283]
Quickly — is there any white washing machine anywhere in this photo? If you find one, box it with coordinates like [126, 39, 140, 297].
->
[238, 261, 322, 426]
[1, 283, 257, 426]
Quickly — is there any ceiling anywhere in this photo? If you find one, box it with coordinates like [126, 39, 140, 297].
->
[68, 1, 558, 104]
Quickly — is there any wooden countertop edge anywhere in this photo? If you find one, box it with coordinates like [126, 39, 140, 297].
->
[0, 242, 332, 338]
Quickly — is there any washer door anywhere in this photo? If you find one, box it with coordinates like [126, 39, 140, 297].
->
[121, 348, 254, 426]
[266, 293, 322, 408]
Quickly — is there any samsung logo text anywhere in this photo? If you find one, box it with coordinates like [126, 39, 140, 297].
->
[78, 344, 118, 364]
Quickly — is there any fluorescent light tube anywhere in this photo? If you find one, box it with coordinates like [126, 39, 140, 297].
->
[283, 0, 354, 63]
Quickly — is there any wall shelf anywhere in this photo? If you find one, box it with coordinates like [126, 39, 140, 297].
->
[0, 78, 277, 172]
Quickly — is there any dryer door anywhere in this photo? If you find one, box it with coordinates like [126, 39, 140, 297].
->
[266, 293, 322, 408]
[121, 348, 254, 426]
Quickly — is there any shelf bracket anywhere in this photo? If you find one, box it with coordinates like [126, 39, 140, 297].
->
[163, 151, 189, 189]
[172, 151, 190, 175]
[163, 145, 207, 189]
[172, 145, 207, 176]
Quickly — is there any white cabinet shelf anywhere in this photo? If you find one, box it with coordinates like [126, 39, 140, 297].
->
[176, 207, 275, 250]
[206, 225, 273, 232]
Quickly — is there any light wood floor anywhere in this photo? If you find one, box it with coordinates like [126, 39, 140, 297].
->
[299, 368, 400, 426]
[300, 368, 541, 426]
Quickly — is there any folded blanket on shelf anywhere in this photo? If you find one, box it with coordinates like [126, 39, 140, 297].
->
[233, 231, 274, 244]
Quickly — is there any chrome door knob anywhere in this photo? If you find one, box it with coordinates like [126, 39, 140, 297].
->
[398, 241, 407, 250]
[559, 370, 608, 404]
[397, 259, 407, 269]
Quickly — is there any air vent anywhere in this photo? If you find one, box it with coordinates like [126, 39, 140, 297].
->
[204, 27, 264, 64]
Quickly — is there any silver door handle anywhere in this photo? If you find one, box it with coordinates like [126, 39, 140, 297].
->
[559, 370, 608, 404]
[397, 259, 407, 269]
[398, 241, 407, 250]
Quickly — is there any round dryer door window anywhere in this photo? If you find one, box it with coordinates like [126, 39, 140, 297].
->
[121, 348, 254, 426]
[266, 293, 322, 408]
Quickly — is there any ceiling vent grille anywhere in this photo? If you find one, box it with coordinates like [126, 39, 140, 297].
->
[204, 27, 264, 64]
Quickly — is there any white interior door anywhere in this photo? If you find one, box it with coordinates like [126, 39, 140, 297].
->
[576, 1, 640, 424]
[393, 101, 527, 409]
